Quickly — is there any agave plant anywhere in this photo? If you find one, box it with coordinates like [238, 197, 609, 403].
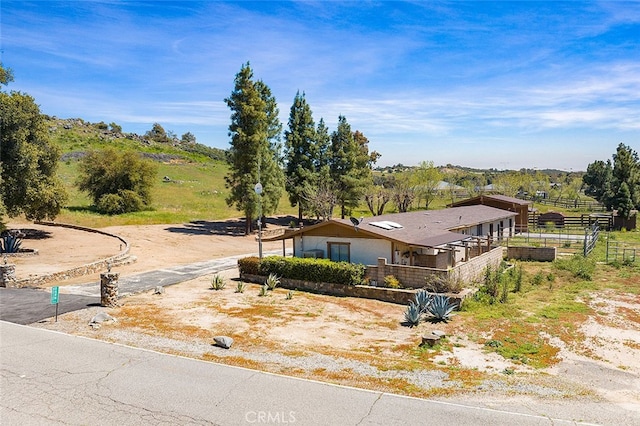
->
[0, 234, 22, 254]
[285, 290, 294, 300]
[404, 301, 422, 327]
[210, 274, 226, 290]
[235, 281, 247, 293]
[258, 284, 269, 297]
[425, 295, 456, 322]
[265, 273, 280, 290]
[414, 289, 432, 313]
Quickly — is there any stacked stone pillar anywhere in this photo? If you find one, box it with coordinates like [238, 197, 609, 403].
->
[0, 263, 16, 287]
[100, 272, 119, 307]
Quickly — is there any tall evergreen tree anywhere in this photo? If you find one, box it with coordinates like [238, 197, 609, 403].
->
[284, 92, 317, 221]
[224, 63, 284, 234]
[585, 144, 640, 212]
[614, 182, 634, 219]
[612, 143, 640, 209]
[302, 118, 335, 220]
[329, 116, 374, 218]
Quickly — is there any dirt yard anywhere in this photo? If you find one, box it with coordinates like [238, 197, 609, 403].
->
[8, 220, 640, 415]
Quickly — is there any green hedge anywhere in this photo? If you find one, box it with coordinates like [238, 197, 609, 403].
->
[237, 256, 366, 286]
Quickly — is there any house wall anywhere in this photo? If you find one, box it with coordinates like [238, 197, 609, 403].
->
[365, 246, 504, 288]
[294, 235, 391, 265]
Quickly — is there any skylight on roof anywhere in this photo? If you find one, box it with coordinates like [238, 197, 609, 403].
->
[370, 221, 404, 230]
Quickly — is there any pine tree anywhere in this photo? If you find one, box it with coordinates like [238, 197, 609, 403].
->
[329, 116, 374, 218]
[615, 182, 634, 219]
[612, 143, 640, 209]
[284, 92, 316, 221]
[224, 63, 284, 234]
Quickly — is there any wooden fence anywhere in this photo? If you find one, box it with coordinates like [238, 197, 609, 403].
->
[528, 212, 613, 231]
[517, 194, 605, 211]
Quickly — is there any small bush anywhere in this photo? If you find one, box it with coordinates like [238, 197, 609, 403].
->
[235, 282, 247, 293]
[512, 264, 523, 293]
[531, 271, 544, 286]
[384, 275, 401, 289]
[238, 256, 260, 275]
[96, 190, 144, 215]
[424, 274, 463, 294]
[96, 193, 125, 215]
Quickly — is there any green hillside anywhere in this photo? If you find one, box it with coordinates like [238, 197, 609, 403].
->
[49, 117, 296, 227]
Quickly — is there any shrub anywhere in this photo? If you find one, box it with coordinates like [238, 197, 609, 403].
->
[77, 148, 157, 213]
[235, 282, 247, 293]
[238, 256, 260, 275]
[512, 264, 523, 293]
[424, 274, 463, 294]
[117, 189, 144, 213]
[96, 190, 144, 215]
[383, 275, 401, 289]
[258, 256, 365, 285]
[531, 271, 545, 286]
[96, 193, 125, 215]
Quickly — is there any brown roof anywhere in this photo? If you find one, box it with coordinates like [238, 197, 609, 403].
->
[449, 194, 532, 207]
[267, 205, 517, 248]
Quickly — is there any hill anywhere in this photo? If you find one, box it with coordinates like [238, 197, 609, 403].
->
[47, 117, 296, 227]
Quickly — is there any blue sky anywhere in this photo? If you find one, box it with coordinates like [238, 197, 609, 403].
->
[2, 1, 639, 170]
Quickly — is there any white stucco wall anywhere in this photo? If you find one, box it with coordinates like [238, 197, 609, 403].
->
[294, 236, 391, 265]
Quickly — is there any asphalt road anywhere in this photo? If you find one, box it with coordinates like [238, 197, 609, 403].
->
[3, 321, 632, 426]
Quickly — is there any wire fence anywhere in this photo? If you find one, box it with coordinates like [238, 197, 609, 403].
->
[605, 238, 639, 264]
[504, 226, 596, 257]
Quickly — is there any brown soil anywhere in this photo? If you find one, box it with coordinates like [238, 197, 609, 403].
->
[9, 220, 640, 411]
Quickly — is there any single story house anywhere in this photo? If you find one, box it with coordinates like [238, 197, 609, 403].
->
[265, 206, 517, 286]
[448, 194, 532, 232]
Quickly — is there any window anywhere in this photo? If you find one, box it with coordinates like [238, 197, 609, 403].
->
[328, 242, 350, 262]
[476, 224, 483, 235]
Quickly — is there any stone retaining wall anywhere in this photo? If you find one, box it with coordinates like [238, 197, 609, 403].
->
[240, 273, 472, 306]
[6, 221, 132, 288]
